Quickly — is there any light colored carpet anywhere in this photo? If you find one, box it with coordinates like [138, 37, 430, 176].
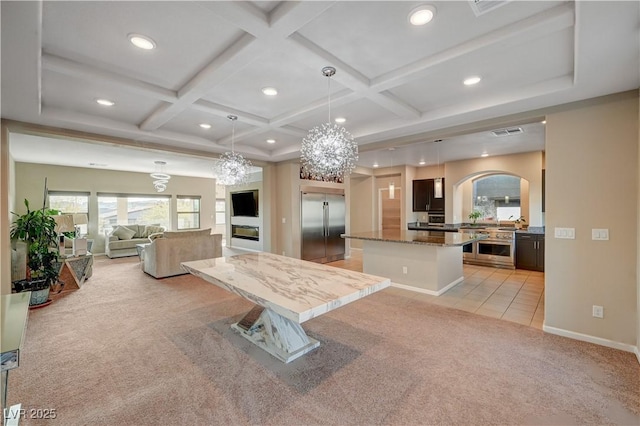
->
[7, 256, 640, 425]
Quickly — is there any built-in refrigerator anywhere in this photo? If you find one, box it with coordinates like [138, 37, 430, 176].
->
[301, 187, 345, 263]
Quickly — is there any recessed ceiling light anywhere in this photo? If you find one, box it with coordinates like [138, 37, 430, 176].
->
[409, 5, 436, 26]
[334, 117, 346, 124]
[541, 120, 547, 124]
[128, 33, 156, 50]
[481, 153, 489, 157]
[199, 123, 211, 129]
[373, 163, 379, 168]
[262, 87, 278, 96]
[96, 98, 115, 106]
[419, 160, 426, 165]
[266, 139, 276, 144]
[463, 76, 482, 86]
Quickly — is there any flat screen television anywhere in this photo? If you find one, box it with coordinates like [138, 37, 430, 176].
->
[231, 190, 259, 217]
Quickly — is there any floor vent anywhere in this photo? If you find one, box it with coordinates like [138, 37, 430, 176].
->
[469, 0, 511, 17]
[492, 127, 523, 137]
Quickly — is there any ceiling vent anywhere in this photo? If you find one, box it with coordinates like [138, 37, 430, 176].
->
[492, 127, 523, 137]
[468, 0, 511, 17]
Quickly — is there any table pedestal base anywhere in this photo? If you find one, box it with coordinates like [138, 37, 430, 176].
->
[231, 306, 319, 363]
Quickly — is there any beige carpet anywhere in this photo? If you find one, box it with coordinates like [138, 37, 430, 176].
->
[7, 256, 640, 425]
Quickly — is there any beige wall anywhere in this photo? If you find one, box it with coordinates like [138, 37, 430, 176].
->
[446, 152, 544, 225]
[13, 163, 217, 255]
[546, 94, 638, 347]
[638, 91, 640, 359]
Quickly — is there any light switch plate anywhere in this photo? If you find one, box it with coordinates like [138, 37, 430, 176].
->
[591, 229, 609, 240]
[554, 227, 575, 239]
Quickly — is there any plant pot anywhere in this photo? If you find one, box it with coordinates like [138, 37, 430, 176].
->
[12, 278, 51, 306]
[29, 287, 50, 306]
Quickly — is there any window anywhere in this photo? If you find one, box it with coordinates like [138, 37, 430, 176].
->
[97, 193, 170, 234]
[472, 175, 521, 221]
[177, 196, 200, 230]
[48, 191, 90, 235]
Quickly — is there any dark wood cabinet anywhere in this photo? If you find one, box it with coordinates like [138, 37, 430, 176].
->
[515, 233, 544, 271]
[412, 178, 445, 212]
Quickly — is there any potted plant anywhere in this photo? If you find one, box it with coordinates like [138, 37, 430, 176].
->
[509, 215, 527, 229]
[10, 199, 63, 305]
[468, 210, 482, 225]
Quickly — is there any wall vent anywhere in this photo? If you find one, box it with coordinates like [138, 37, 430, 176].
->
[492, 127, 523, 137]
[468, 0, 511, 17]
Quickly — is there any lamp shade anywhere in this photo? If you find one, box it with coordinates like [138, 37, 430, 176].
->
[53, 214, 75, 233]
[73, 213, 88, 225]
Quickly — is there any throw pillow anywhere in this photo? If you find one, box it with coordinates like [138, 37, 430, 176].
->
[147, 232, 164, 242]
[111, 225, 136, 240]
[144, 225, 165, 237]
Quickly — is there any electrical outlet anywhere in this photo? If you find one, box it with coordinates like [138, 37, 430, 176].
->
[592, 305, 604, 318]
[402, 266, 408, 274]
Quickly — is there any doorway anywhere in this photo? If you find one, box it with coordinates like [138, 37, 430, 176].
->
[378, 188, 401, 230]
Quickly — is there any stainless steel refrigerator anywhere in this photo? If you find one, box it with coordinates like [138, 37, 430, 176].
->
[301, 187, 345, 263]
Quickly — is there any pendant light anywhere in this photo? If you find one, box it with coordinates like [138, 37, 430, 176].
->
[150, 161, 171, 193]
[434, 140, 443, 198]
[388, 147, 395, 200]
[215, 115, 252, 186]
[301, 66, 358, 180]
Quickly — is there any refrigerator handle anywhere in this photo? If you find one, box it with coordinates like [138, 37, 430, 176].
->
[324, 202, 329, 237]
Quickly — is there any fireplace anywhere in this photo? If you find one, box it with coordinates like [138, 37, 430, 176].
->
[231, 225, 259, 241]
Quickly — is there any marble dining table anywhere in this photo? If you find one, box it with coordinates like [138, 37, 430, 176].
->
[182, 252, 390, 363]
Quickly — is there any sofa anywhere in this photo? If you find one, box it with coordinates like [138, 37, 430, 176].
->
[142, 229, 222, 278]
[105, 224, 165, 258]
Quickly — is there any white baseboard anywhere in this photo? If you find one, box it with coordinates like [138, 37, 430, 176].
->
[391, 276, 464, 296]
[543, 325, 637, 354]
[635, 346, 640, 364]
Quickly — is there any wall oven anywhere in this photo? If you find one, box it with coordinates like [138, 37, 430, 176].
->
[460, 228, 515, 269]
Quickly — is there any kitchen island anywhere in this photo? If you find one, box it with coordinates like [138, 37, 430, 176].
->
[342, 230, 486, 295]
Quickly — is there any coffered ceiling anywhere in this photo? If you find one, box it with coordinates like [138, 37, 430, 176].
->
[2, 1, 639, 176]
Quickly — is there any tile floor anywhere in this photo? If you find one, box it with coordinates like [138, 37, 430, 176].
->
[328, 250, 545, 329]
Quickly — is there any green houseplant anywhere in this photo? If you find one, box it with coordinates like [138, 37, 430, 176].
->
[468, 210, 482, 225]
[10, 199, 62, 305]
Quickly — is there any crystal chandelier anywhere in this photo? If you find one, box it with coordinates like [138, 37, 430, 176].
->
[215, 115, 252, 186]
[301, 66, 358, 180]
[150, 161, 170, 192]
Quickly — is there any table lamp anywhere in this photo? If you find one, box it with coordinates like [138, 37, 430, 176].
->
[72, 214, 89, 256]
[53, 214, 74, 255]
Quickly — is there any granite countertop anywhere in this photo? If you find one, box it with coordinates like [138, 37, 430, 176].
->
[341, 230, 487, 247]
[407, 222, 546, 235]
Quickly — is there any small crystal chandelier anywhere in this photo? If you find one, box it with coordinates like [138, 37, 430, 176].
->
[301, 66, 358, 180]
[150, 161, 170, 193]
[215, 115, 252, 186]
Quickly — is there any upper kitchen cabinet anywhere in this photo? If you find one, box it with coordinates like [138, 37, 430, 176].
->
[413, 178, 445, 212]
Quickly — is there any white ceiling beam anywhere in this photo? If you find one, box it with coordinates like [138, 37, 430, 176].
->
[190, 99, 269, 127]
[354, 75, 574, 145]
[196, 1, 268, 37]
[372, 3, 575, 92]
[138, 1, 338, 133]
[138, 32, 262, 131]
[287, 33, 421, 119]
[41, 106, 221, 150]
[268, 89, 358, 128]
[42, 54, 178, 102]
